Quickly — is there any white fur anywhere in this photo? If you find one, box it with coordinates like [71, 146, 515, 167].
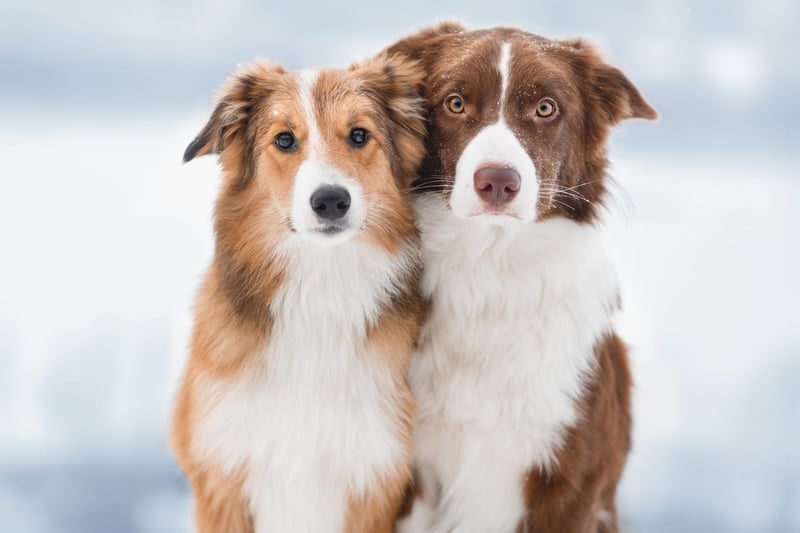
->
[192, 240, 417, 533]
[499, 42, 511, 112]
[290, 158, 366, 243]
[448, 121, 539, 222]
[297, 68, 321, 149]
[597, 509, 613, 527]
[290, 69, 366, 244]
[401, 194, 619, 533]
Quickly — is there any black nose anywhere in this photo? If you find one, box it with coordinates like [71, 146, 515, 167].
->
[310, 186, 351, 221]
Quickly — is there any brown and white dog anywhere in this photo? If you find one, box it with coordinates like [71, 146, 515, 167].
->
[171, 54, 427, 532]
[387, 24, 657, 532]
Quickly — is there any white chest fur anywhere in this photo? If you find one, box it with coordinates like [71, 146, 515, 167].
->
[405, 195, 619, 533]
[193, 240, 415, 533]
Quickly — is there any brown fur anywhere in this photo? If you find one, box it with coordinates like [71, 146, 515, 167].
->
[517, 334, 633, 533]
[388, 23, 656, 223]
[171, 53, 426, 532]
[386, 23, 655, 531]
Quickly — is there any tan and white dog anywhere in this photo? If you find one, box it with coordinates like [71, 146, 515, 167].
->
[388, 23, 657, 533]
[171, 54, 427, 533]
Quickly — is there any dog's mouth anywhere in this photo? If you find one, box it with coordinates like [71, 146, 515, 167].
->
[315, 223, 348, 235]
[447, 198, 524, 222]
[469, 210, 523, 220]
[287, 221, 351, 237]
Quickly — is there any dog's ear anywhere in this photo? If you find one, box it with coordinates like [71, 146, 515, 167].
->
[356, 53, 427, 185]
[183, 62, 285, 163]
[565, 39, 657, 123]
[591, 62, 658, 122]
[385, 21, 465, 62]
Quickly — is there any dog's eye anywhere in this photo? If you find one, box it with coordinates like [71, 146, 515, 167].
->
[535, 98, 557, 119]
[274, 132, 297, 152]
[445, 94, 465, 114]
[348, 128, 370, 147]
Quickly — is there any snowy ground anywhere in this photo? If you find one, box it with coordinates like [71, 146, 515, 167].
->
[0, 110, 797, 532]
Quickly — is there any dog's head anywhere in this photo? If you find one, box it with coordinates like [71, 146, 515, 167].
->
[184, 55, 425, 321]
[185, 54, 425, 250]
[388, 23, 656, 224]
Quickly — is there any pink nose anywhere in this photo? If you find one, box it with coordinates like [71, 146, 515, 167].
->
[473, 166, 521, 208]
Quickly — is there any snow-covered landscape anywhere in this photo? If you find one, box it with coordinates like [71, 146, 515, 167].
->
[1, 1, 798, 531]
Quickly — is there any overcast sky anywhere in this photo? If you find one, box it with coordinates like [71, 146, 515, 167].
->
[1, 0, 798, 154]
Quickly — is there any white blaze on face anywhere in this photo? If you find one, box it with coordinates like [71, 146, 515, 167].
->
[499, 39, 511, 112]
[448, 41, 540, 224]
[289, 69, 366, 244]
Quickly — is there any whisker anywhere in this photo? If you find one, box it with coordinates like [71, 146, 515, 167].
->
[408, 185, 452, 193]
[539, 184, 593, 204]
[554, 190, 591, 203]
[559, 179, 604, 192]
[411, 179, 453, 186]
[547, 197, 577, 211]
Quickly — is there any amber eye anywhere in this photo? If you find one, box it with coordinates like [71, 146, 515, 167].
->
[445, 94, 465, 114]
[535, 98, 557, 118]
[274, 131, 297, 152]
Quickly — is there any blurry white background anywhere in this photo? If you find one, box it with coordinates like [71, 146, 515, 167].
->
[1, 1, 798, 532]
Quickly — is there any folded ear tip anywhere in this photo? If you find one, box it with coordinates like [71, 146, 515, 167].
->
[183, 137, 205, 163]
[637, 101, 659, 121]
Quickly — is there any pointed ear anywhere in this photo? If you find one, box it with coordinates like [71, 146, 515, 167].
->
[384, 21, 465, 61]
[357, 52, 427, 184]
[183, 62, 285, 163]
[570, 41, 657, 123]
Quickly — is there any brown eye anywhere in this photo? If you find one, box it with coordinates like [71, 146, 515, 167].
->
[445, 94, 465, 114]
[275, 131, 297, 152]
[348, 128, 369, 147]
[535, 98, 557, 118]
